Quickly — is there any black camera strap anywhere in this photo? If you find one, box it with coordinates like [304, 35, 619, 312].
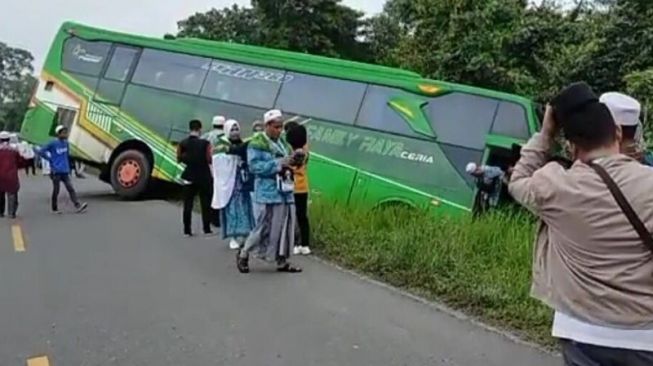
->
[588, 161, 653, 254]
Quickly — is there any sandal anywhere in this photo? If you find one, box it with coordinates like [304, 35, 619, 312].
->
[277, 263, 303, 273]
[237, 252, 250, 274]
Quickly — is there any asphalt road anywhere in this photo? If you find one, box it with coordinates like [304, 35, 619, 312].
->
[0, 175, 559, 366]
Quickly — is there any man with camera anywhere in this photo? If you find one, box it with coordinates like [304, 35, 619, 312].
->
[509, 83, 653, 365]
[236, 109, 303, 274]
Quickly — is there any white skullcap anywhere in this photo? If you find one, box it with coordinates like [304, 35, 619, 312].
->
[212, 115, 226, 127]
[0, 131, 10, 140]
[600, 92, 641, 127]
[466, 162, 478, 174]
[264, 109, 283, 124]
[55, 125, 67, 134]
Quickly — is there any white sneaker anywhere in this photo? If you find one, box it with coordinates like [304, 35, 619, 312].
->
[293, 246, 303, 255]
[229, 239, 240, 250]
[301, 246, 311, 255]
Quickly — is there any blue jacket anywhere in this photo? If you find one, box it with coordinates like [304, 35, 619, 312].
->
[247, 133, 294, 205]
[39, 139, 71, 174]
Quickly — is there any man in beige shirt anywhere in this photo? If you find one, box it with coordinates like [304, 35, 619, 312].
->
[510, 82, 653, 365]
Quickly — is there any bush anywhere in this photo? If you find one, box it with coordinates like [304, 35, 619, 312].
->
[311, 202, 554, 347]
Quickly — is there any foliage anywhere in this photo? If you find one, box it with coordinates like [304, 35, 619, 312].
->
[177, 0, 365, 61]
[0, 42, 35, 132]
[177, 5, 261, 45]
[625, 69, 653, 144]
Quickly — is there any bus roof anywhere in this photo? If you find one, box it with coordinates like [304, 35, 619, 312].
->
[58, 21, 533, 105]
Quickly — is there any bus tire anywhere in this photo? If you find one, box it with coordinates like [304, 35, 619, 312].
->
[110, 149, 151, 199]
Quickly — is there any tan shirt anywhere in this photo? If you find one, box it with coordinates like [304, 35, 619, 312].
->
[510, 133, 653, 329]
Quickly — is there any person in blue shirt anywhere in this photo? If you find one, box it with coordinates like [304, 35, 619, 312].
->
[39, 125, 88, 214]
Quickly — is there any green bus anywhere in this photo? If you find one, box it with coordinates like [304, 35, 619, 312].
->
[22, 22, 539, 215]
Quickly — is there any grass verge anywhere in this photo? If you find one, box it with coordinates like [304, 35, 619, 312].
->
[310, 201, 555, 348]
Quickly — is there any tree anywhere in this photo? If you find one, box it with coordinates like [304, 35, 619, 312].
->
[580, 0, 653, 92]
[624, 69, 653, 143]
[0, 42, 35, 132]
[358, 14, 403, 65]
[390, 0, 529, 93]
[176, 0, 366, 61]
[177, 5, 262, 45]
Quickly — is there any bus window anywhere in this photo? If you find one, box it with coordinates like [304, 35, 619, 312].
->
[62, 37, 111, 77]
[131, 49, 209, 95]
[200, 60, 285, 109]
[104, 46, 139, 82]
[356, 85, 424, 138]
[491, 102, 529, 140]
[425, 92, 498, 150]
[276, 73, 366, 124]
[94, 46, 140, 105]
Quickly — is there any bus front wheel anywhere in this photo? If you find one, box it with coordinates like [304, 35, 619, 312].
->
[110, 149, 151, 199]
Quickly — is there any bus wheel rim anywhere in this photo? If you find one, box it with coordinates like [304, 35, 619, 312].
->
[117, 159, 141, 188]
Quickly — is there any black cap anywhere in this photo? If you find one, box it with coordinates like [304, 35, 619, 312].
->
[551, 82, 598, 123]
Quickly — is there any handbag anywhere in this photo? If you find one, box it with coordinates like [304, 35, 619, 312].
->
[588, 161, 653, 254]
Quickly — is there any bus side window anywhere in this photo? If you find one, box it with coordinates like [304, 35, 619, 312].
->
[491, 102, 529, 140]
[104, 46, 139, 82]
[356, 85, 426, 138]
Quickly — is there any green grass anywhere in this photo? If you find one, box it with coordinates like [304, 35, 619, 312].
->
[310, 202, 555, 348]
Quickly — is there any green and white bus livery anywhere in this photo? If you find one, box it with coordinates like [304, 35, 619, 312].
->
[21, 22, 539, 214]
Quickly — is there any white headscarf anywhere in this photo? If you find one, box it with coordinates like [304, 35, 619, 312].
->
[224, 119, 241, 140]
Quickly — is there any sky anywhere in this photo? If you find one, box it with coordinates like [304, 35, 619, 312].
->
[0, 0, 384, 72]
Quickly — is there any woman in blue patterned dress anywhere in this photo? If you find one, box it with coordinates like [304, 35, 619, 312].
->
[215, 120, 256, 250]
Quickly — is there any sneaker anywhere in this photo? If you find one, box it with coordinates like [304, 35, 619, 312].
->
[293, 246, 303, 255]
[76, 202, 88, 213]
[184, 232, 194, 238]
[204, 230, 215, 237]
[300, 246, 312, 255]
[229, 239, 240, 250]
[52, 209, 62, 215]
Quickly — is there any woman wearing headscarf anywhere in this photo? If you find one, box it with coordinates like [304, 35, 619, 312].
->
[211, 119, 256, 250]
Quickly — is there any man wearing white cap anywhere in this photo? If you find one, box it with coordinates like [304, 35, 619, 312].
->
[237, 109, 302, 273]
[0, 131, 25, 218]
[600, 92, 652, 166]
[202, 115, 226, 147]
[465, 162, 505, 214]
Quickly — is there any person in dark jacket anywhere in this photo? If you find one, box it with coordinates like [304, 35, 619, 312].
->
[39, 126, 88, 214]
[0, 131, 26, 218]
[177, 119, 214, 237]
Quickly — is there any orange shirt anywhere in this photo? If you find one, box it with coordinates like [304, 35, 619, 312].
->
[293, 144, 309, 194]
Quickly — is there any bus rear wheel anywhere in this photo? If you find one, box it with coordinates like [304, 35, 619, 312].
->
[110, 150, 151, 199]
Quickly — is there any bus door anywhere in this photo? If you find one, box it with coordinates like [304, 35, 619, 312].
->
[307, 155, 359, 206]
